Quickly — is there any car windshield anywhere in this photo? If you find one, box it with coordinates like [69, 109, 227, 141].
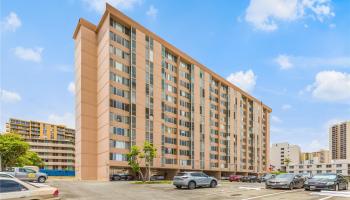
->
[275, 174, 294, 179]
[312, 174, 336, 180]
[176, 173, 187, 176]
[25, 169, 36, 173]
[264, 174, 273, 178]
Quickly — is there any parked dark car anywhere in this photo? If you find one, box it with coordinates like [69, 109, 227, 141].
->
[257, 174, 276, 183]
[304, 173, 348, 191]
[150, 175, 165, 181]
[299, 172, 312, 180]
[241, 175, 258, 182]
[229, 175, 243, 182]
[266, 173, 304, 190]
[110, 174, 134, 181]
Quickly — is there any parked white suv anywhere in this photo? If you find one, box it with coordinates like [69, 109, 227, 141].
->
[173, 172, 218, 189]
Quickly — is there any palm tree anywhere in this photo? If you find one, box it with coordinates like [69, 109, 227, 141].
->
[284, 158, 292, 172]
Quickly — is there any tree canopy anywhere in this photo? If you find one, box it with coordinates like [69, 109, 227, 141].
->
[0, 133, 44, 169]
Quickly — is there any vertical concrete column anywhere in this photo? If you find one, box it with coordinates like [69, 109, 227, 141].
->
[74, 21, 98, 180]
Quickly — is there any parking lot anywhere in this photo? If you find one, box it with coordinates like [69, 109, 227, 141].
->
[48, 179, 350, 200]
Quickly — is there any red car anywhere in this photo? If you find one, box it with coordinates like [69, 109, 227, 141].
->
[229, 175, 242, 182]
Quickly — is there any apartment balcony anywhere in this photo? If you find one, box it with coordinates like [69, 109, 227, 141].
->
[45, 162, 75, 166]
[39, 155, 75, 160]
[32, 149, 75, 154]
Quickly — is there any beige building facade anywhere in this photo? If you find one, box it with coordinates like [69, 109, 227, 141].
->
[6, 118, 75, 170]
[301, 149, 330, 165]
[330, 121, 350, 160]
[270, 143, 301, 171]
[288, 160, 350, 176]
[73, 4, 271, 181]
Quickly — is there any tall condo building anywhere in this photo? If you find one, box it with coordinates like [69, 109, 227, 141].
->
[73, 3, 271, 180]
[5, 118, 75, 170]
[330, 121, 350, 160]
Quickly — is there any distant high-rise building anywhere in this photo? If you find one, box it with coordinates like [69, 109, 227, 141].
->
[6, 118, 75, 170]
[270, 143, 301, 171]
[73, 3, 272, 180]
[330, 121, 350, 160]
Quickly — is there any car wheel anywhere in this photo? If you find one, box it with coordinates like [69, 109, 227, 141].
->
[289, 183, 294, 190]
[188, 181, 196, 190]
[210, 180, 217, 188]
[335, 184, 339, 191]
[38, 176, 46, 183]
[176, 185, 182, 189]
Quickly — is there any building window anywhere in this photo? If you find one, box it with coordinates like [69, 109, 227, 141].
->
[110, 113, 130, 124]
[110, 140, 130, 149]
[110, 86, 129, 98]
[110, 18, 130, 35]
[179, 140, 190, 147]
[163, 136, 177, 144]
[110, 58, 129, 73]
[109, 31, 130, 48]
[109, 153, 127, 161]
[110, 127, 130, 137]
[110, 72, 130, 86]
[110, 99, 130, 111]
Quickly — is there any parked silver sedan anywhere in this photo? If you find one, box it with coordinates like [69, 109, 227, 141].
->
[266, 173, 304, 190]
[173, 172, 218, 189]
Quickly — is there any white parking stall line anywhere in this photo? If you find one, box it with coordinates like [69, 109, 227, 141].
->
[241, 189, 302, 200]
[239, 186, 262, 191]
[310, 190, 350, 198]
[318, 196, 333, 200]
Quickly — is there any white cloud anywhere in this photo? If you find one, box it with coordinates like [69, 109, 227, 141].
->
[271, 115, 283, 123]
[329, 23, 336, 28]
[68, 82, 75, 95]
[282, 104, 292, 110]
[1, 12, 21, 32]
[245, 0, 334, 31]
[274, 55, 350, 69]
[48, 113, 75, 128]
[0, 89, 21, 103]
[82, 0, 142, 13]
[13, 47, 43, 63]
[304, 71, 350, 102]
[274, 54, 293, 70]
[146, 5, 158, 19]
[226, 70, 257, 93]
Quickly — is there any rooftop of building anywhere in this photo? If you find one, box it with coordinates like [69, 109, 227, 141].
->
[7, 118, 75, 131]
[73, 3, 272, 112]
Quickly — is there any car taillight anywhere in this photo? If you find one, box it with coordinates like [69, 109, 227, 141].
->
[53, 189, 59, 197]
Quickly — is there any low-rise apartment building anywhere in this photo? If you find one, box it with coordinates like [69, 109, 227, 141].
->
[288, 160, 350, 176]
[73, 3, 271, 180]
[6, 118, 75, 170]
[270, 143, 301, 171]
[301, 149, 330, 164]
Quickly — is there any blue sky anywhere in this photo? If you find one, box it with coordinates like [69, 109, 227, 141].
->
[1, 0, 349, 152]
